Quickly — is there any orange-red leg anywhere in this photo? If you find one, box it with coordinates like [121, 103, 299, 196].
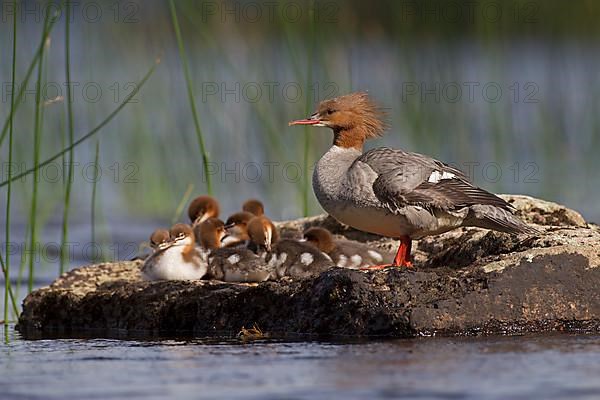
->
[361, 236, 413, 270]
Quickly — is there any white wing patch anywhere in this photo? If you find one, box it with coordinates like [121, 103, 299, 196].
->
[337, 255, 348, 268]
[300, 253, 314, 266]
[349, 255, 362, 268]
[428, 170, 455, 183]
[367, 250, 383, 262]
[227, 254, 240, 264]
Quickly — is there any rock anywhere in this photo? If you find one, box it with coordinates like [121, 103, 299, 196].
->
[17, 195, 600, 338]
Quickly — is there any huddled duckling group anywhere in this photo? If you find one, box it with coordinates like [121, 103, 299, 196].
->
[141, 196, 393, 282]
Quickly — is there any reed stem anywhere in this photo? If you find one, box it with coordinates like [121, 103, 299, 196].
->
[168, 0, 213, 195]
[59, 0, 75, 275]
[91, 140, 100, 263]
[27, 12, 50, 292]
[4, 0, 18, 325]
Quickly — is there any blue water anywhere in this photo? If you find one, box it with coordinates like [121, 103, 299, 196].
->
[2, 326, 599, 400]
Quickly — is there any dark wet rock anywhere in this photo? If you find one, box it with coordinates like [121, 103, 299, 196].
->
[17, 195, 600, 338]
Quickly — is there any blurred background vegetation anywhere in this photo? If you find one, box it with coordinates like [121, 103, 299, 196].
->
[0, 0, 599, 316]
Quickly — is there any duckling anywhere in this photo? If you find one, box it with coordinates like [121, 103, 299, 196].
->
[207, 247, 274, 283]
[149, 229, 171, 250]
[188, 195, 220, 225]
[303, 227, 393, 269]
[222, 211, 255, 247]
[196, 217, 226, 251]
[247, 216, 333, 279]
[141, 223, 207, 281]
[242, 199, 265, 216]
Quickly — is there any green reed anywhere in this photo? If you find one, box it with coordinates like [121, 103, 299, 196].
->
[301, 1, 317, 217]
[4, 0, 18, 325]
[27, 12, 51, 291]
[172, 183, 195, 225]
[59, 1, 75, 275]
[91, 140, 100, 263]
[168, 0, 213, 196]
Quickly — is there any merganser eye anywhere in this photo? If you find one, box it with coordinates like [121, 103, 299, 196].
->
[326, 109, 334, 115]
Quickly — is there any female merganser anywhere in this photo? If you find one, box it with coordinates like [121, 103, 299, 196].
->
[223, 211, 255, 247]
[242, 199, 265, 216]
[289, 92, 537, 268]
[247, 216, 332, 279]
[141, 223, 207, 280]
[303, 227, 393, 269]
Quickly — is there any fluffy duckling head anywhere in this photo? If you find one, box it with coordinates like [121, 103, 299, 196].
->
[169, 223, 195, 246]
[197, 218, 226, 250]
[188, 195, 220, 225]
[242, 199, 264, 216]
[149, 229, 171, 250]
[303, 227, 336, 254]
[247, 216, 279, 252]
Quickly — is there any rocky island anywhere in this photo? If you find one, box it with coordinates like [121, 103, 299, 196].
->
[17, 195, 600, 338]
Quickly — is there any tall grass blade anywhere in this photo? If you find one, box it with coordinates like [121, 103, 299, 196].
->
[0, 254, 19, 319]
[171, 183, 194, 224]
[168, 0, 213, 195]
[91, 140, 100, 263]
[4, 0, 18, 325]
[27, 13, 51, 291]
[302, 1, 317, 217]
[59, 1, 76, 275]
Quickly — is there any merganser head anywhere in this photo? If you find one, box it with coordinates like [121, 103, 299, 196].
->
[169, 223, 195, 247]
[149, 229, 171, 250]
[242, 199, 265, 216]
[188, 195, 220, 226]
[197, 217, 226, 250]
[224, 211, 255, 242]
[247, 216, 279, 252]
[303, 227, 335, 253]
[289, 92, 386, 150]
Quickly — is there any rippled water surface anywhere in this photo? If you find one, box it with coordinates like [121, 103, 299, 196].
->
[2, 327, 599, 400]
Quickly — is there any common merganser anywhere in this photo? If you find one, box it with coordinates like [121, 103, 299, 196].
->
[303, 227, 393, 269]
[197, 217, 227, 250]
[289, 92, 537, 268]
[207, 246, 274, 282]
[188, 195, 220, 225]
[149, 228, 171, 250]
[141, 223, 207, 280]
[242, 199, 265, 216]
[192, 216, 272, 282]
[223, 211, 255, 247]
[247, 216, 332, 279]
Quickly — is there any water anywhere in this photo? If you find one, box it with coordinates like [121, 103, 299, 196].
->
[2, 326, 600, 400]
